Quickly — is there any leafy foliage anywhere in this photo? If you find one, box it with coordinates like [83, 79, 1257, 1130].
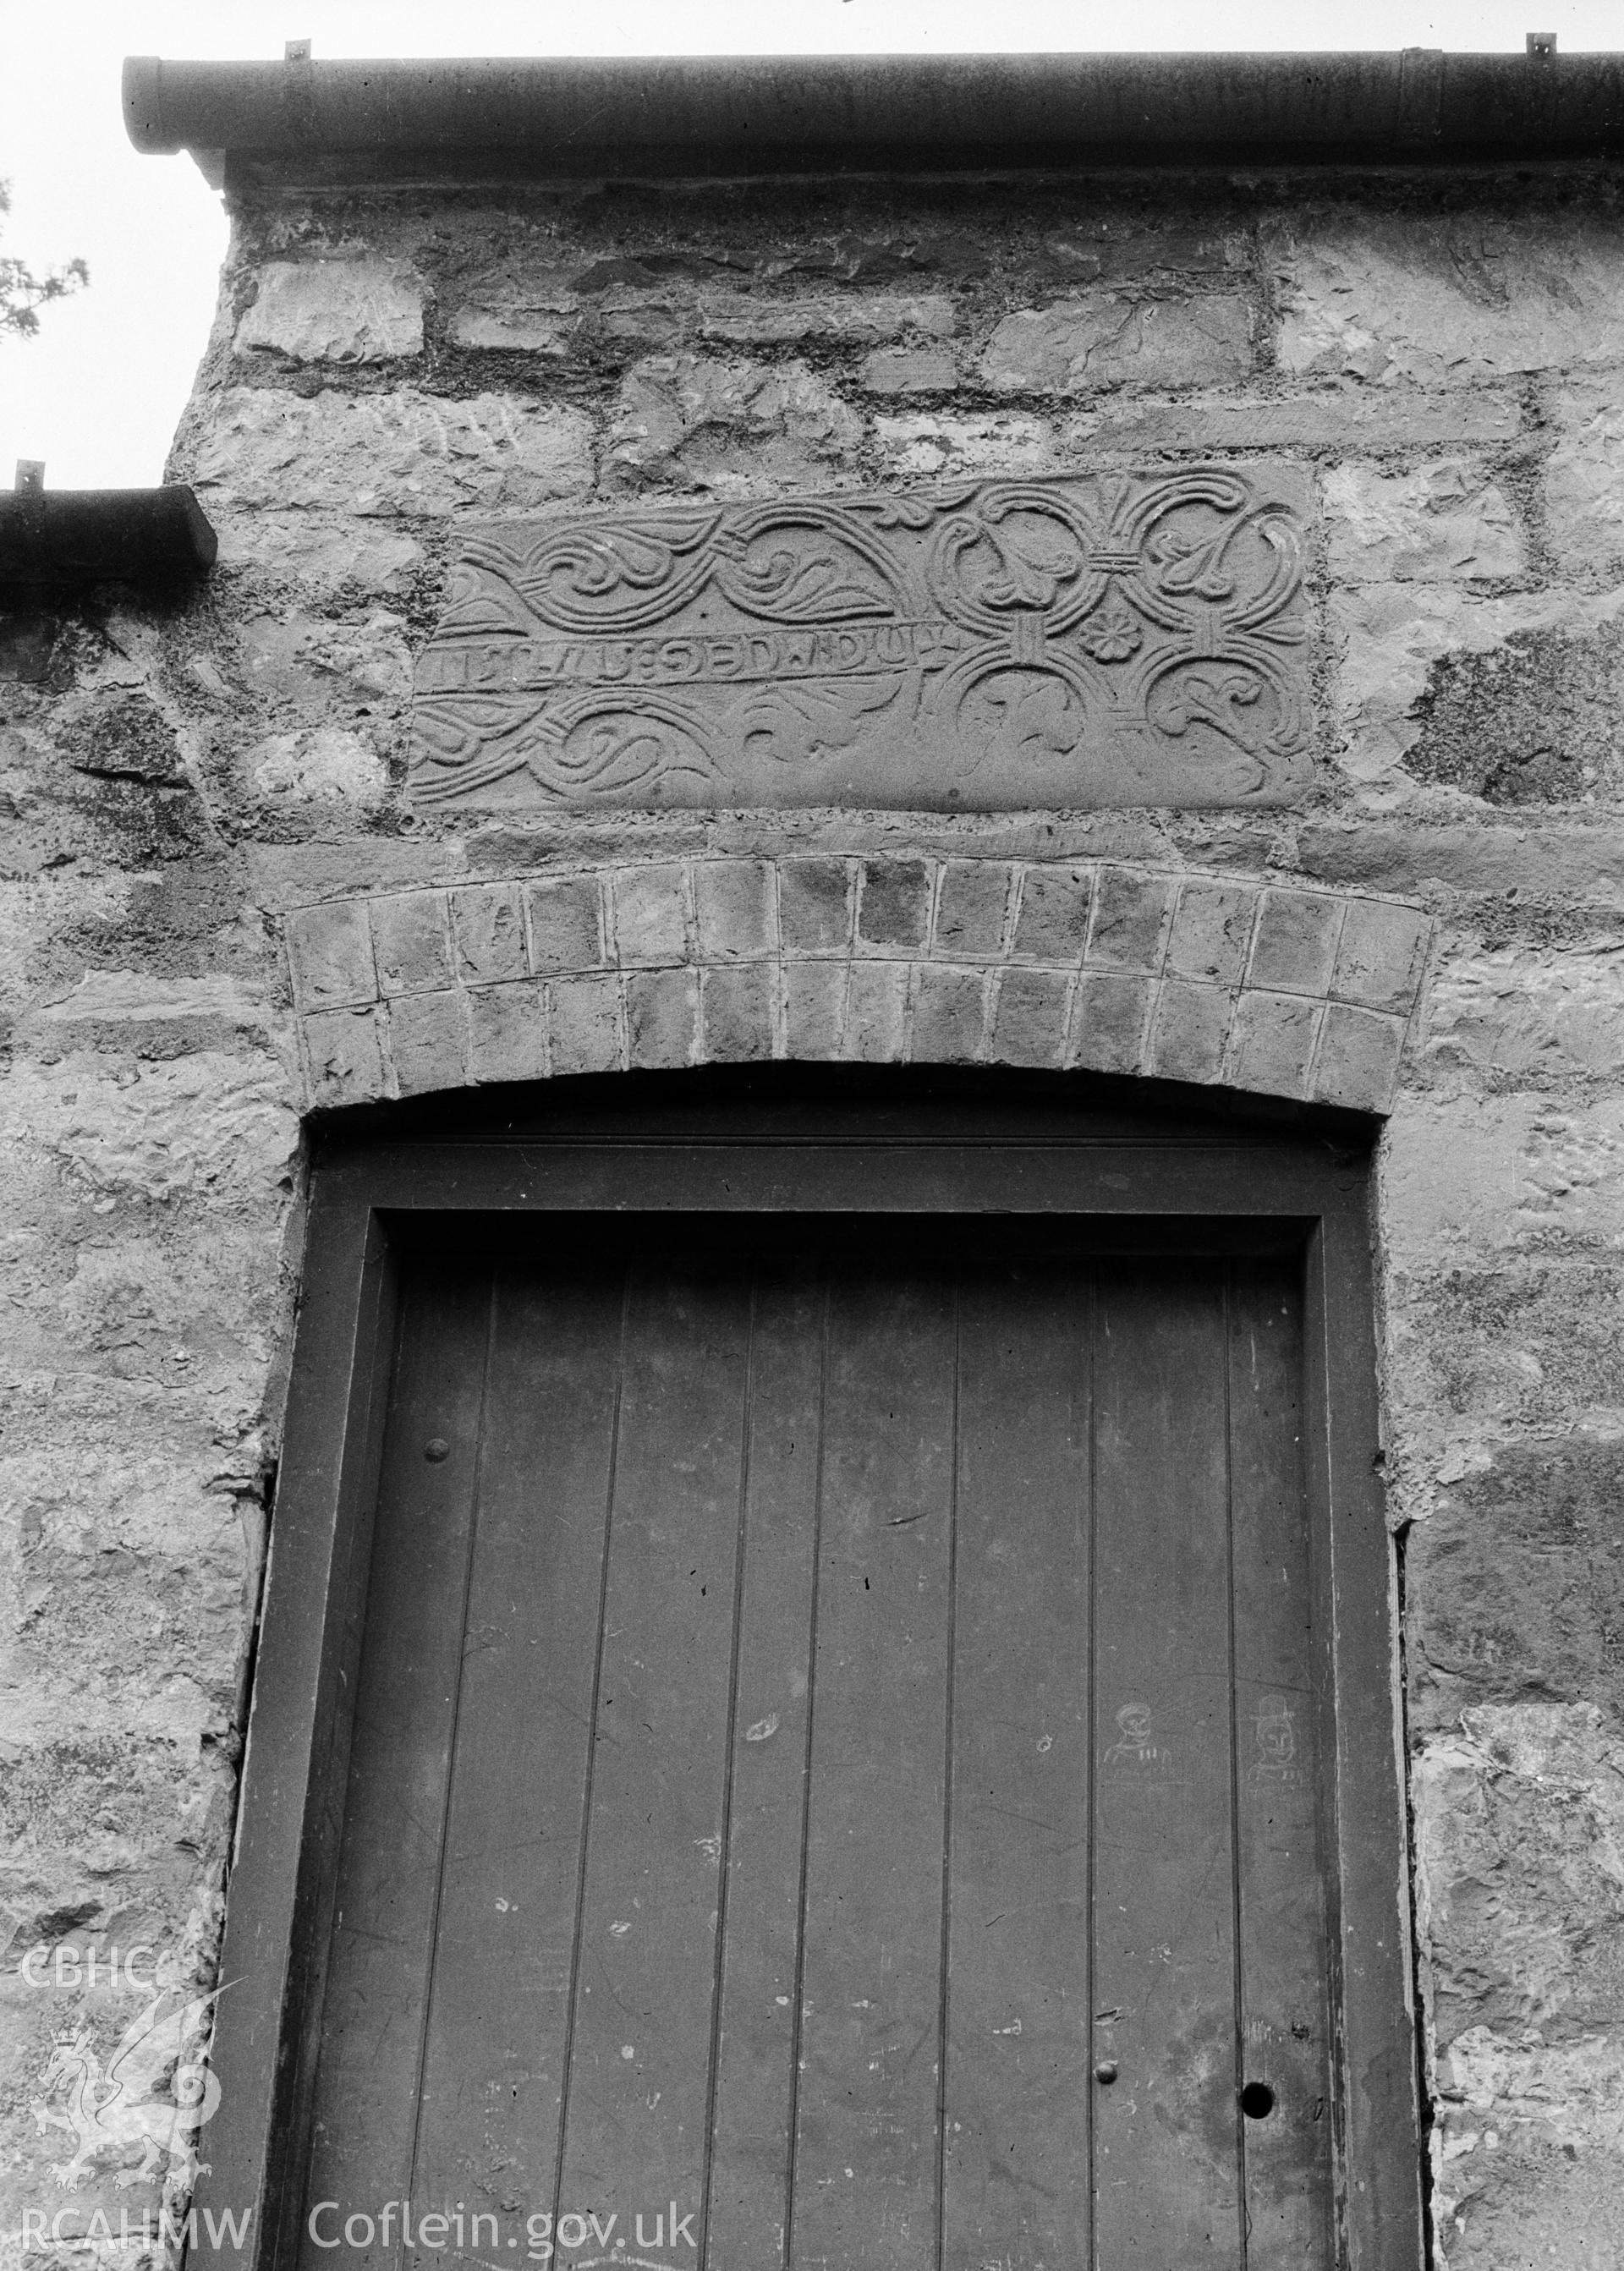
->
[0, 179, 88, 341]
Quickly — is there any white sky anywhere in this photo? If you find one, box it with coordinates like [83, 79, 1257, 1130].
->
[3, 1, 1621, 488]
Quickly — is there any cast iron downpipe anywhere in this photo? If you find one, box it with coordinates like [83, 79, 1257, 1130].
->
[123, 47, 1624, 178]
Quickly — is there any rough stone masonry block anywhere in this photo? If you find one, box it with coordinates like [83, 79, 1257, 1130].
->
[1324, 460, 1527, 585]
[858, 859, 932, 950]
[287, 901, 376, 1011]
[1013, 866, 1093, 962]
[370, 891, 454, 996]
[626, 968, 700, 1071]
[190, 388, 594, 516]
[451, 882, 528, 985]
[386, 990, 469, 1096]
[911, 965, 987, 1064]
[697, 291, 957, 348]
[1332, 898, 1429, 1014]
[612, 864, 690, 964]
[984, 292, 1253, 395]
[215, 513, 425, 599]
[525, 875, 603, 974]
[1070, 972, 1152, 1075]
[990, 968, 1071, 1068]
[694, 861, 776, 963]
[1088, 387, 1522, 453]
[1167, 882, 1257, 990]
[1407, 1442, 1624, 1731]
[606, 353, 862, 491]
[876, 409, 1060, 479]
[700, 963, 776, 1063]
[785, 963, 847, 1060]
[934, 860, 1013, 958]
[449, 303, 571, 354]
[779, 858, 853, 954]
[1227, 991, 1321, 1100]
[842, 962, 911, 1062]
[1544, 376, 1624, 581]
[1248, 891, 1344, 998]
[1312, 1003, 1407, 1113]
[1425, 946, 1624, 1085]
[861, 346, 959, 396]
[549, 975, 623, 1077]
[302, 1006, 389, 1107]
[1272, 215, 1624, 387]
[234, 259, 425, 365]
[1086, 869, 1175, 974]
[467, 982, 550, 1084]
[1147, 980, 1233, 1085]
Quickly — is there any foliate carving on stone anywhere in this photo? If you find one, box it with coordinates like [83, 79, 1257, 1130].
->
[409, 472, 1311, 810]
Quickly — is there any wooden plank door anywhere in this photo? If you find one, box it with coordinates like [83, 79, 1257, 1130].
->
[294, 1235, 1332, 2271]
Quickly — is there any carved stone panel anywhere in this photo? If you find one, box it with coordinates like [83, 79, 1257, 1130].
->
[409, 471, 1312, 810]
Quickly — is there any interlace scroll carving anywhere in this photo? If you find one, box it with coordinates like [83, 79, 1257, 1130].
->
[409, 472, 1310, 810]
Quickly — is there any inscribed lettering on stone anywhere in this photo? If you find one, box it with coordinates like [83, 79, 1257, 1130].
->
[408, 471, 1311, 809]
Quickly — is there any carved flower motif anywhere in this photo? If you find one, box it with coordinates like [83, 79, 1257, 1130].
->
[1078, 595, 1144, 664]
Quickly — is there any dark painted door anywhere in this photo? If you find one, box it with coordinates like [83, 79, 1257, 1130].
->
[297, 1232, 1330, 2271]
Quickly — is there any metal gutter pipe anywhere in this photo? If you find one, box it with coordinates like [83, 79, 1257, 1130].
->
[0, 476, 217, 590]
[123, 47, 1624, 182]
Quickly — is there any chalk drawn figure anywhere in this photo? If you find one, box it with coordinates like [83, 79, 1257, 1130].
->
[1101, 1700, 1177, 1781]
[30, 1983, 225, 2191]
[1099, 1700, 1187, 1845]
[1251, 1694, 1301, 1789]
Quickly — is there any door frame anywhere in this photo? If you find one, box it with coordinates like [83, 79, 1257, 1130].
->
[192, 1084, 1424, 2271]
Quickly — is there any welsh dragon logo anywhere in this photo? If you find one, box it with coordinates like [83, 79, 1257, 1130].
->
[31, 1983, 225, 2192]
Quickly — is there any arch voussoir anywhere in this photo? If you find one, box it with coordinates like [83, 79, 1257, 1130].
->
[285, 853, 1431, 1117]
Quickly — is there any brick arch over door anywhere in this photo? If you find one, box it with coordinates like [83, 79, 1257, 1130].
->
[287, 855, 1432, 1116]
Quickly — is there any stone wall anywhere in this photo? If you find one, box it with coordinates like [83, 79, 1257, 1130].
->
[7, 158, 1624, 2270]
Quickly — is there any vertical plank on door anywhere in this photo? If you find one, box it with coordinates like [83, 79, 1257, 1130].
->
[1091, 1264, 1243, 2270]
[943, 1262, 1094, 2271]
[555, 1259, 753, 2260]
[705, 1257, 826, 2271]
[790, 1263, 957, 2271]
[412, 1259, 628, 2233]
[1227, 1263, 1334, 2268]
[296, 1257, 493, 2271]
